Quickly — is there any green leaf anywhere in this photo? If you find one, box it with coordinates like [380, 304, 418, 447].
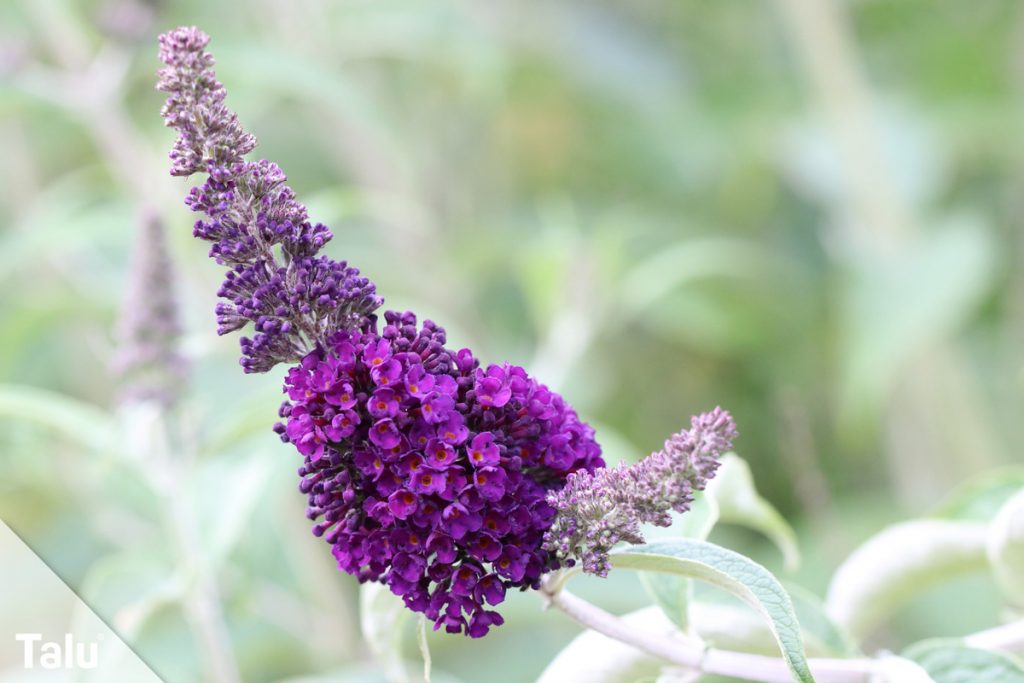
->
[678, 493, 720, 541]
[360, 583, 412, 683]
[610, 540, 816, 683]
[536, 606, 669, 683]
[784, 584, 858, 657]
[641, 454, 799, 636]
[639, 571, 693, 631]
[195, 454, 276, 571]
[638, 495, 715, 631]
[687, 600, 783, 656]
[706, 454, 801, 571]
[933, 468, 1024, 522]
[824, 520, 989, 640]
[838, 221, 994, 432]
[987, 489, 1024, 606]
[903, 639, 1024, 682]
[0, 383, 114, 453]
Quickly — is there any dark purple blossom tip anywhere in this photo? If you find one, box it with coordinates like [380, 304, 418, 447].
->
[157, 27, 382, 372]
[542, 407, 737, 577]
[279, 311, 604, 636]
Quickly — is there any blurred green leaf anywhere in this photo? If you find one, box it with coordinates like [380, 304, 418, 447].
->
[617, 238, 773, 321]
[688, 600, 782, 656]
[610, 540, 815, 683]
[196, 454, 276, 571]
[639, 494, 716, 632]
[638, 571, 692, 633]
[0, 383, 114, 453]
[986, 489, 1024, 607]
[839, 221, 994, 429]
[706, 454, 801, 571]
[934, 468, 1024, 522]
[784, 584, 857, 658]
[902, 639, 1024, 682]
[875, 655, 937, 683]
[535, 606, 667, 683]
[824, 520, 989, 640]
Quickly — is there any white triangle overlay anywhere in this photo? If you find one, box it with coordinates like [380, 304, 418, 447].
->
[0, 520, 165, 682]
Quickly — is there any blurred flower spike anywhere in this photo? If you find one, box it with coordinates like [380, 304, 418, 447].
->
[156, 25, 732, 637]
[113, 209, 188, 407]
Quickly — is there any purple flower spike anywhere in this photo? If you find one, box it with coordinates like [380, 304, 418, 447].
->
[157, 27, 381, 372]
[543, 408, 737, 577]
[276, 312, 604, 636]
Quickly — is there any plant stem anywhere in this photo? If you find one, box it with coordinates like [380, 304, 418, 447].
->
[965, 618, 1024, 654]
[541, 582, 1024, 682]
[540, 587, 875, 683]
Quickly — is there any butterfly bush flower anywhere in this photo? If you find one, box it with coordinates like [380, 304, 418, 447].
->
[157, 24, 733, 637]
[543, 408, 737, 577]
[274, 310, 604, 636]
[157, 27, 381, 372]
[157, 27, 611, 637]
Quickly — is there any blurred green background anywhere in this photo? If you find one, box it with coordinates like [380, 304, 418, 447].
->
[1, 0, 1022, 681]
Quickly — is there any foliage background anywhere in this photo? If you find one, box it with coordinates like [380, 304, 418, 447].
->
[0, 0, 1021, 681]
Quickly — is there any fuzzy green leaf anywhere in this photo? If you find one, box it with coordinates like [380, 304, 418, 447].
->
[903, 639, 1024, 682]
[987, 489, 1024, 606]
[535, 606, 670, 683]
[824, 520, 989, 640]
[611, 540, 816, 683]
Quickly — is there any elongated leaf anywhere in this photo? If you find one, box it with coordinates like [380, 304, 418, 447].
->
[0, 384, 114, 453]
[639, 497, 713, 631]
[639, 571, 692, 632]
[681, 587, 853, 659]
[707, 454, 800, 571]
[196, 454, 276, 571]
[784, 584, 858, 657]
[610, 540, 816, 683]
[824, 520, 989, 639]
[903, 639, 1024, 682]
[535, 606, 670, 683]
[688, 601, 781, 656]
[933, 468, 1024, 522]
[642, 455, 798, 633]
[987, 489, 1024, 606]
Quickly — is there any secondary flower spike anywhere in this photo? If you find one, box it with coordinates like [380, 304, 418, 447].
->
[543, 408, 737, 577]
[157, 27, 381, 372]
